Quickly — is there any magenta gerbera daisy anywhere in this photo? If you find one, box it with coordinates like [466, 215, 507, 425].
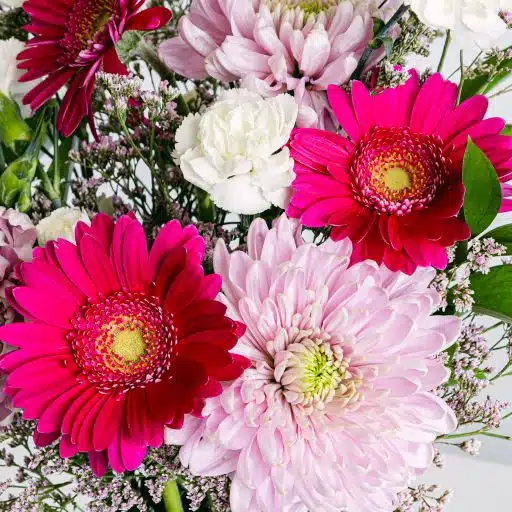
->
[287, 70, 512, 274]
[0, 213, 249, 476]
[17, 0, 172, 136]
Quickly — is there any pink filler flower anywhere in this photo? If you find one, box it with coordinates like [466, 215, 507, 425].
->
[160, 0, 400, 130]
[287, 70, 512, 274]
[166, 214, 459, 512]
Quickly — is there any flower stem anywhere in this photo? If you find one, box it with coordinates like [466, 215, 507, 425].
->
[162, 479, 184, 512]
[437, 30, 452, 73]
[350, 4, 409, 80]
[136, 40, 190, 116]
[457, 49, 465, 105]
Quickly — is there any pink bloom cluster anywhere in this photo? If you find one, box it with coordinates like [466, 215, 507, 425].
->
[0, 207, 36, 426]
[0, 207, 36, 301]
[167, 215, 460, 512]
[160, 0, 397, 129]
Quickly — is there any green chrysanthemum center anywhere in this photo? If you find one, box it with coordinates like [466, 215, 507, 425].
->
[273, 328, 360, 411]
[265, 0, 338, 16]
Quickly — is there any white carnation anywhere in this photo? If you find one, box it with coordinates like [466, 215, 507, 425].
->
[406, 0, 510, 47]
[0, 38, 33, 116]
[175, 89, 298, 215]
[37, 207, 90, 246]
[0, 0, 24, 7]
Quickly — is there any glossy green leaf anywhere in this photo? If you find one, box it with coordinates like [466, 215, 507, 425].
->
[462, 138, 501, 236]
[471, 265, 512, 323]
[0, 92, 31, 152]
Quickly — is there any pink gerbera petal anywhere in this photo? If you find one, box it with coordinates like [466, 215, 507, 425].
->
[0, 214, 248, 475]
[287, 70, 512, 273]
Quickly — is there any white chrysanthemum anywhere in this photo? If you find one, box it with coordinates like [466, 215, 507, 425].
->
[406, 0, 510, 46]
[175, 89, 298, 215]
[36, 207, 90, 246]
[0, 39, 33, 116]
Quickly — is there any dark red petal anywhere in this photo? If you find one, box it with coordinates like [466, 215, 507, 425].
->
[181, 329, 239, 350]
[178, 342, 232, 369]
[89, 450, 109, 477]
[93, 394, 126, 452]
[34, 430, 60, 447]
[103, 47, 129, 75]
[126, 7, 172, 31]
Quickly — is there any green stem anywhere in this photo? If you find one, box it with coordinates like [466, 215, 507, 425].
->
[162, 479, 184, 512]
[437, 30, 452, 73]
[350, 4, 410, 80]
[36, 165, 61, 208]
[481, 431, 512, 440]
[136, 40, 190, 116]
[485, 321, 504, 334]
[53, 108, 60, 195]
[197, 189, 215, 222]
[457, 49, 465, 105]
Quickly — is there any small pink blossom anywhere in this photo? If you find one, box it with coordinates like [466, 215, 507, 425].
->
[0, 207, 36, 299]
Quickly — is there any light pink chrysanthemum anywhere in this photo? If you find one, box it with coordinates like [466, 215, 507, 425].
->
[166, 214, 459, 512]
[160, 0, 390, 129]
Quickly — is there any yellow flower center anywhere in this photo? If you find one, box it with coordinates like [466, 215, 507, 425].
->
[383, 166, 412, 193]
[112, 328, 145, 362]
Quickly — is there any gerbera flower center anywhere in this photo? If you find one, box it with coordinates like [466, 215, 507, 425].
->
[273, 327, 359, 411]
[61, 0, 116, 62]
[112, 328, 145, 362]
[351, 126, 447, 216]
[69, 291, 177, 392]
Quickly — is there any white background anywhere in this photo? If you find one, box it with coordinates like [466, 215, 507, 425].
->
[411, 32, 512, 511]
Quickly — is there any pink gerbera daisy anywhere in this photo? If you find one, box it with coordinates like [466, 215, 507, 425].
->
[287, 70, 512, 274]
[17, 0, 172, 136]
[0, 213, 249, 476]
[166, 214, 460, 512]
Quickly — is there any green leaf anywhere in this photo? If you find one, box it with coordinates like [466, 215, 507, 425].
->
[0, 92, 31, 152]
[485, 224, 512, 253]
[162, 479, 184, 512]
[471, 265, 512, 323]
[462, 137, 502, 236]
[473, 368, 488, 380]
[460, 51, 512, 102]
[503, 125, 512, 136]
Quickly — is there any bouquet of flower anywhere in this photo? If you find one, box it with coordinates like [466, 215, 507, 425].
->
[0, 0, 511, 510]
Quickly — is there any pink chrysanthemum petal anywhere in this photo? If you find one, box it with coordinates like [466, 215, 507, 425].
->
[167, 215, 460, 512]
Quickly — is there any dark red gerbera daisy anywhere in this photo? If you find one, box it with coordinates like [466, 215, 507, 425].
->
[0, 213, 250, 476]
[17, 0, 172, 136]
